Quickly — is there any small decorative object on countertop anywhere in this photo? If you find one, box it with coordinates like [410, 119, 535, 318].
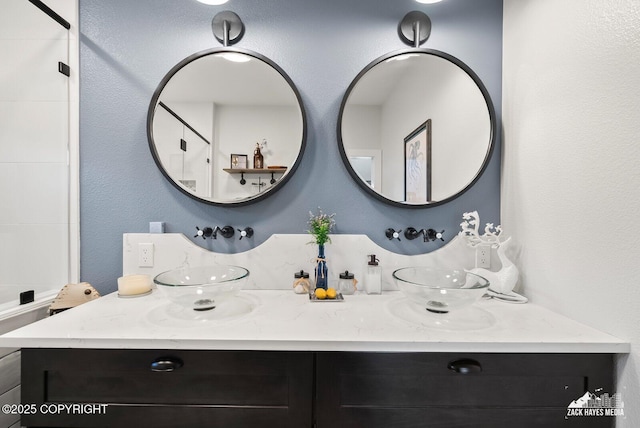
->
[365, 255, 382, 294]
[315, 244, 329, 290]
[307, 208, 336, 290]
[309, 289, 344, 302]
[49, 282, 101, 315]
[117, 274, 153, 298]
[293, 270, 311, 294]
[338, 270, 358, 295]
[459, 211, 522, 301]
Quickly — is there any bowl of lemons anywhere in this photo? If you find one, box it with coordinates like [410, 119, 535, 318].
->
[309, 287, 343, 301]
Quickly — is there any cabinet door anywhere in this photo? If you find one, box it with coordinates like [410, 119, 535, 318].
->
[21, 349, 313, 428]
[316, 352, 614, 428]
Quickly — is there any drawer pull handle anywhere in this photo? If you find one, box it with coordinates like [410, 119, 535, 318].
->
[150, 357, 184, 372]
[448, 358, 482, 374]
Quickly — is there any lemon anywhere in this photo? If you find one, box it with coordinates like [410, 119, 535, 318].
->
[315, 288, 327, 300]
[326, 288, 337, 299]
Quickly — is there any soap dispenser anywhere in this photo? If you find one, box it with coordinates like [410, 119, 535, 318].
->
[365, 255, 381, 294]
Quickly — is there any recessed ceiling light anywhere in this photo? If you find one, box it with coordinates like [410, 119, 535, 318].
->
[197, 0, 229, 5]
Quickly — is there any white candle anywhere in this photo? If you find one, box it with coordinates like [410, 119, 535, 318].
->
[117, 274, 152, 296]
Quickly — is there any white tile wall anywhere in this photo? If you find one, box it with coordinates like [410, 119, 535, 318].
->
[17, 163, 68, 224]
[0, 0, 69, 40]
[0, 39, 69, 101]
[0, 164, 19, 224]
[0, 163, 67, 224]
[0, 224, 68, 287]
[0, 101, 68, 163]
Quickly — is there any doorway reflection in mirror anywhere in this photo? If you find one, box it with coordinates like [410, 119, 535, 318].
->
[348, 149, 381, 190]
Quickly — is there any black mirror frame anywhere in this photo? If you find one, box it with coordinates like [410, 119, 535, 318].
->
[337, 48, 496, 208]
[147, 47, 307, 207]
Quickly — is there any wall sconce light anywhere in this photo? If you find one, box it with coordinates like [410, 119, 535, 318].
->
[212, 10, 244, 46]
[398, 11, 431, 47]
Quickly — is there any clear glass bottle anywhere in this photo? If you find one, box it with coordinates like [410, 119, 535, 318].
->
[365, 255, 381, 294]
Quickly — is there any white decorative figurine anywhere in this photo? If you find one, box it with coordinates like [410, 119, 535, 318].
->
[459, 211, 526, 303]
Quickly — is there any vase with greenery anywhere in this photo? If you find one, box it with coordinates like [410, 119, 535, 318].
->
[307, 208, 335, 290]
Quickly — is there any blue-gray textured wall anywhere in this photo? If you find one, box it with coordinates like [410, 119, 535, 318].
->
[79, 0, 503, 293]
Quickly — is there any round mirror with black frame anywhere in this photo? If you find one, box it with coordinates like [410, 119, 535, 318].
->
[147, 47, 307, 206]
[337, 47, 496, 208]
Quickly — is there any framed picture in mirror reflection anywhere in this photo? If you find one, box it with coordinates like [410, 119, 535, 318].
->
[230, 154, 248, 170]
[404, 119, 432, 203]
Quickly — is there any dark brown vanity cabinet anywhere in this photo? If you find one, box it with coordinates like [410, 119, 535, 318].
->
[21, 349, 613, 428]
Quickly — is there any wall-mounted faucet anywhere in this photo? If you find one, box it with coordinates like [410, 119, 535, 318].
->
[213, 226, 235, 239]
[404, 227, 445, 243]
[404, 227, 421, 241]
[194, 225, 235, 239]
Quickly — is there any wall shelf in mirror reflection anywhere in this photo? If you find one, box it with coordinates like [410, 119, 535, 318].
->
[147, 47, 307, 206]
[337, 48, 496, 208]
[223, 167, 287, 186]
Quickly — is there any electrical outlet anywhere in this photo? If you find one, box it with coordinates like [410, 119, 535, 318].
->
[138, 243, 154, 267]
[475, 244, 491, 268]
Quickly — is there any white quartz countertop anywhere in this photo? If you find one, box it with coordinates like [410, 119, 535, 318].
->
[0, 290, 629, 353]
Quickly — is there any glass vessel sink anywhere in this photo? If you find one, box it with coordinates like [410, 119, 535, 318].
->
[154, 265, 249, 311]
[392, 267, 489, 314]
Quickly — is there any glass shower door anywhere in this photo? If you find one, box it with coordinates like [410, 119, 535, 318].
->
[0, 0, 72, 310]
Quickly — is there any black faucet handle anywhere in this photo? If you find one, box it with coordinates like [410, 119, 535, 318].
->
[238, 227, 254, 240]
[426, 228, 445, 242]
[404, 227, 420, 240]
[194, 226, 214, 239]
[385, 228, 402, 241]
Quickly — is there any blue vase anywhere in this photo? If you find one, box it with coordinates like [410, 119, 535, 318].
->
[315, 244, 328, 290]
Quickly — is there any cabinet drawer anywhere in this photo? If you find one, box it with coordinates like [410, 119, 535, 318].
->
[316, 352, 614, 428]
[22, 349, 314, 428]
